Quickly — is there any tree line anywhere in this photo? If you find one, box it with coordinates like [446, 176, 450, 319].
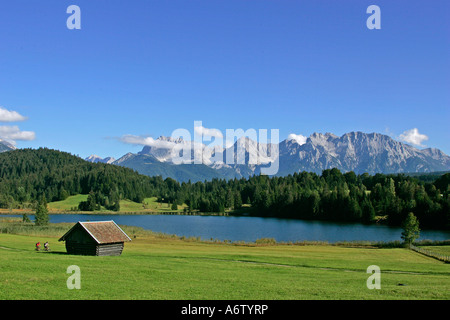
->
[0, 148, 448, 230]
[159, 169, 450, 230]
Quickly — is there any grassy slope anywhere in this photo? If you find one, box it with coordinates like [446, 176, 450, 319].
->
[46, 195, 188, 214]
[0, 228, 449, 300]
[47, 194, 88, 211]
[421, 246, 450, 255]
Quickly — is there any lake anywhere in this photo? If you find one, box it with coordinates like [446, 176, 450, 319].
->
[4, 213, 450, 243]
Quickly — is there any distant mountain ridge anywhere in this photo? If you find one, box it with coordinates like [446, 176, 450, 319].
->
[0, 139, 16, 153]
[278, 132, 450, 176]
[84, 154, 116, 164]
[85, 131, 450, 182]
[85, 154, 116, 164]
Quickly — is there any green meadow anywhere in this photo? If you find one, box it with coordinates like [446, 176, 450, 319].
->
[47, 194, 88, 211]
[46, 195, 188, 214]
[0, 220, 449, 300]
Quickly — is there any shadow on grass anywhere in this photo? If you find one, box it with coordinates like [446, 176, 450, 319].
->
[41, 250, 67, 255]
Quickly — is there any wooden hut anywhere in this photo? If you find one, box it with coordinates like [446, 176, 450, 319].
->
[59, 221, 131, 256]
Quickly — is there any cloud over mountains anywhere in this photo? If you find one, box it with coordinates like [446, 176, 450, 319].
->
[399, 128, 429, 147]
[0, 106, 35, 145]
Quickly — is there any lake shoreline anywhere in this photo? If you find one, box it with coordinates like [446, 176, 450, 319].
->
[0, 210, 230, 216]
[2, 218, 450, 249]
[1, 213, 449, 243]
[1, 210, 449, 233]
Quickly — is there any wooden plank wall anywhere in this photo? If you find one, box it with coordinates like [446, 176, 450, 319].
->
[66, 242, 97, 256]
[66, 241, 124, 256]
[97, 243, 124, 256]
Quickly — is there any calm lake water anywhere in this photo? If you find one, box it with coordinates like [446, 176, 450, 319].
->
[4, 214, 450, 243]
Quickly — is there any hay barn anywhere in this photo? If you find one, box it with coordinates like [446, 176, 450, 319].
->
[59, 221, 131, 256]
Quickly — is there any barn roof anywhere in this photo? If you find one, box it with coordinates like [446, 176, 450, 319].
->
[59, 221, 132, 244]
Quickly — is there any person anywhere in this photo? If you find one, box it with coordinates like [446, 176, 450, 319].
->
[44, 241, 49, 251]
[35, 242, 41, 251]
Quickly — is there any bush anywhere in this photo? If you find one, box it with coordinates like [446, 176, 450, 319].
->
[255, 238, 277, 245]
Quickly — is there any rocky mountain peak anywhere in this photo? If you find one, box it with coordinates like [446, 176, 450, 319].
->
[0, 139, 17, 153]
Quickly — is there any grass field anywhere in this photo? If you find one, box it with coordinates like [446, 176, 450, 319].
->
[0, 221, 449, 300]
[47, 194, 88, 211]
[421, 246, 450, 255]
[45, 195, 188, 214]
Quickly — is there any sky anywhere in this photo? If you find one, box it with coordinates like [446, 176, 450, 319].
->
[0, 0, 449, 159]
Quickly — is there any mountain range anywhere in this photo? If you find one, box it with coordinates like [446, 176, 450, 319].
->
[1, 132, 448, 182]
[84, 131, 450, 182]
[85, 154, 116, 164]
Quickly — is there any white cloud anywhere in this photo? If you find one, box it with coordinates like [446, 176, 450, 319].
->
[0, 107, 27, 122]
[399, 128, 429, 147]
[0, 106, 34, 145]
[119, 134, 206, 150]
[0, 125, 36, 145]
[119, 135, 178, 149]
[119, 134, 217, 165]
[287, 133, 307, 145]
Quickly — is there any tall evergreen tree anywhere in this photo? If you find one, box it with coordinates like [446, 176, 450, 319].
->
[34, 196, 49, 226]
[401, 213, 420, 247]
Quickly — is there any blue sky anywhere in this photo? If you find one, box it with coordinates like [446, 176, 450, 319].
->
[0, 0, 448, 159]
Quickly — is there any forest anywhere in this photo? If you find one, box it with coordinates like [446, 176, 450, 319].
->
[0, 148, 449, 229]
[159, 169, 450, 229]
[0, 148, 157, 210]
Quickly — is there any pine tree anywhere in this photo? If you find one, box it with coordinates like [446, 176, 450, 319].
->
[113, 200, 120, 212]
[361, 197, 376, 224]
[225, 189, 234, 209]
[233, 192, 242, 210]
[22, 213, 31, 223]
[35, 196, 49, 226]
